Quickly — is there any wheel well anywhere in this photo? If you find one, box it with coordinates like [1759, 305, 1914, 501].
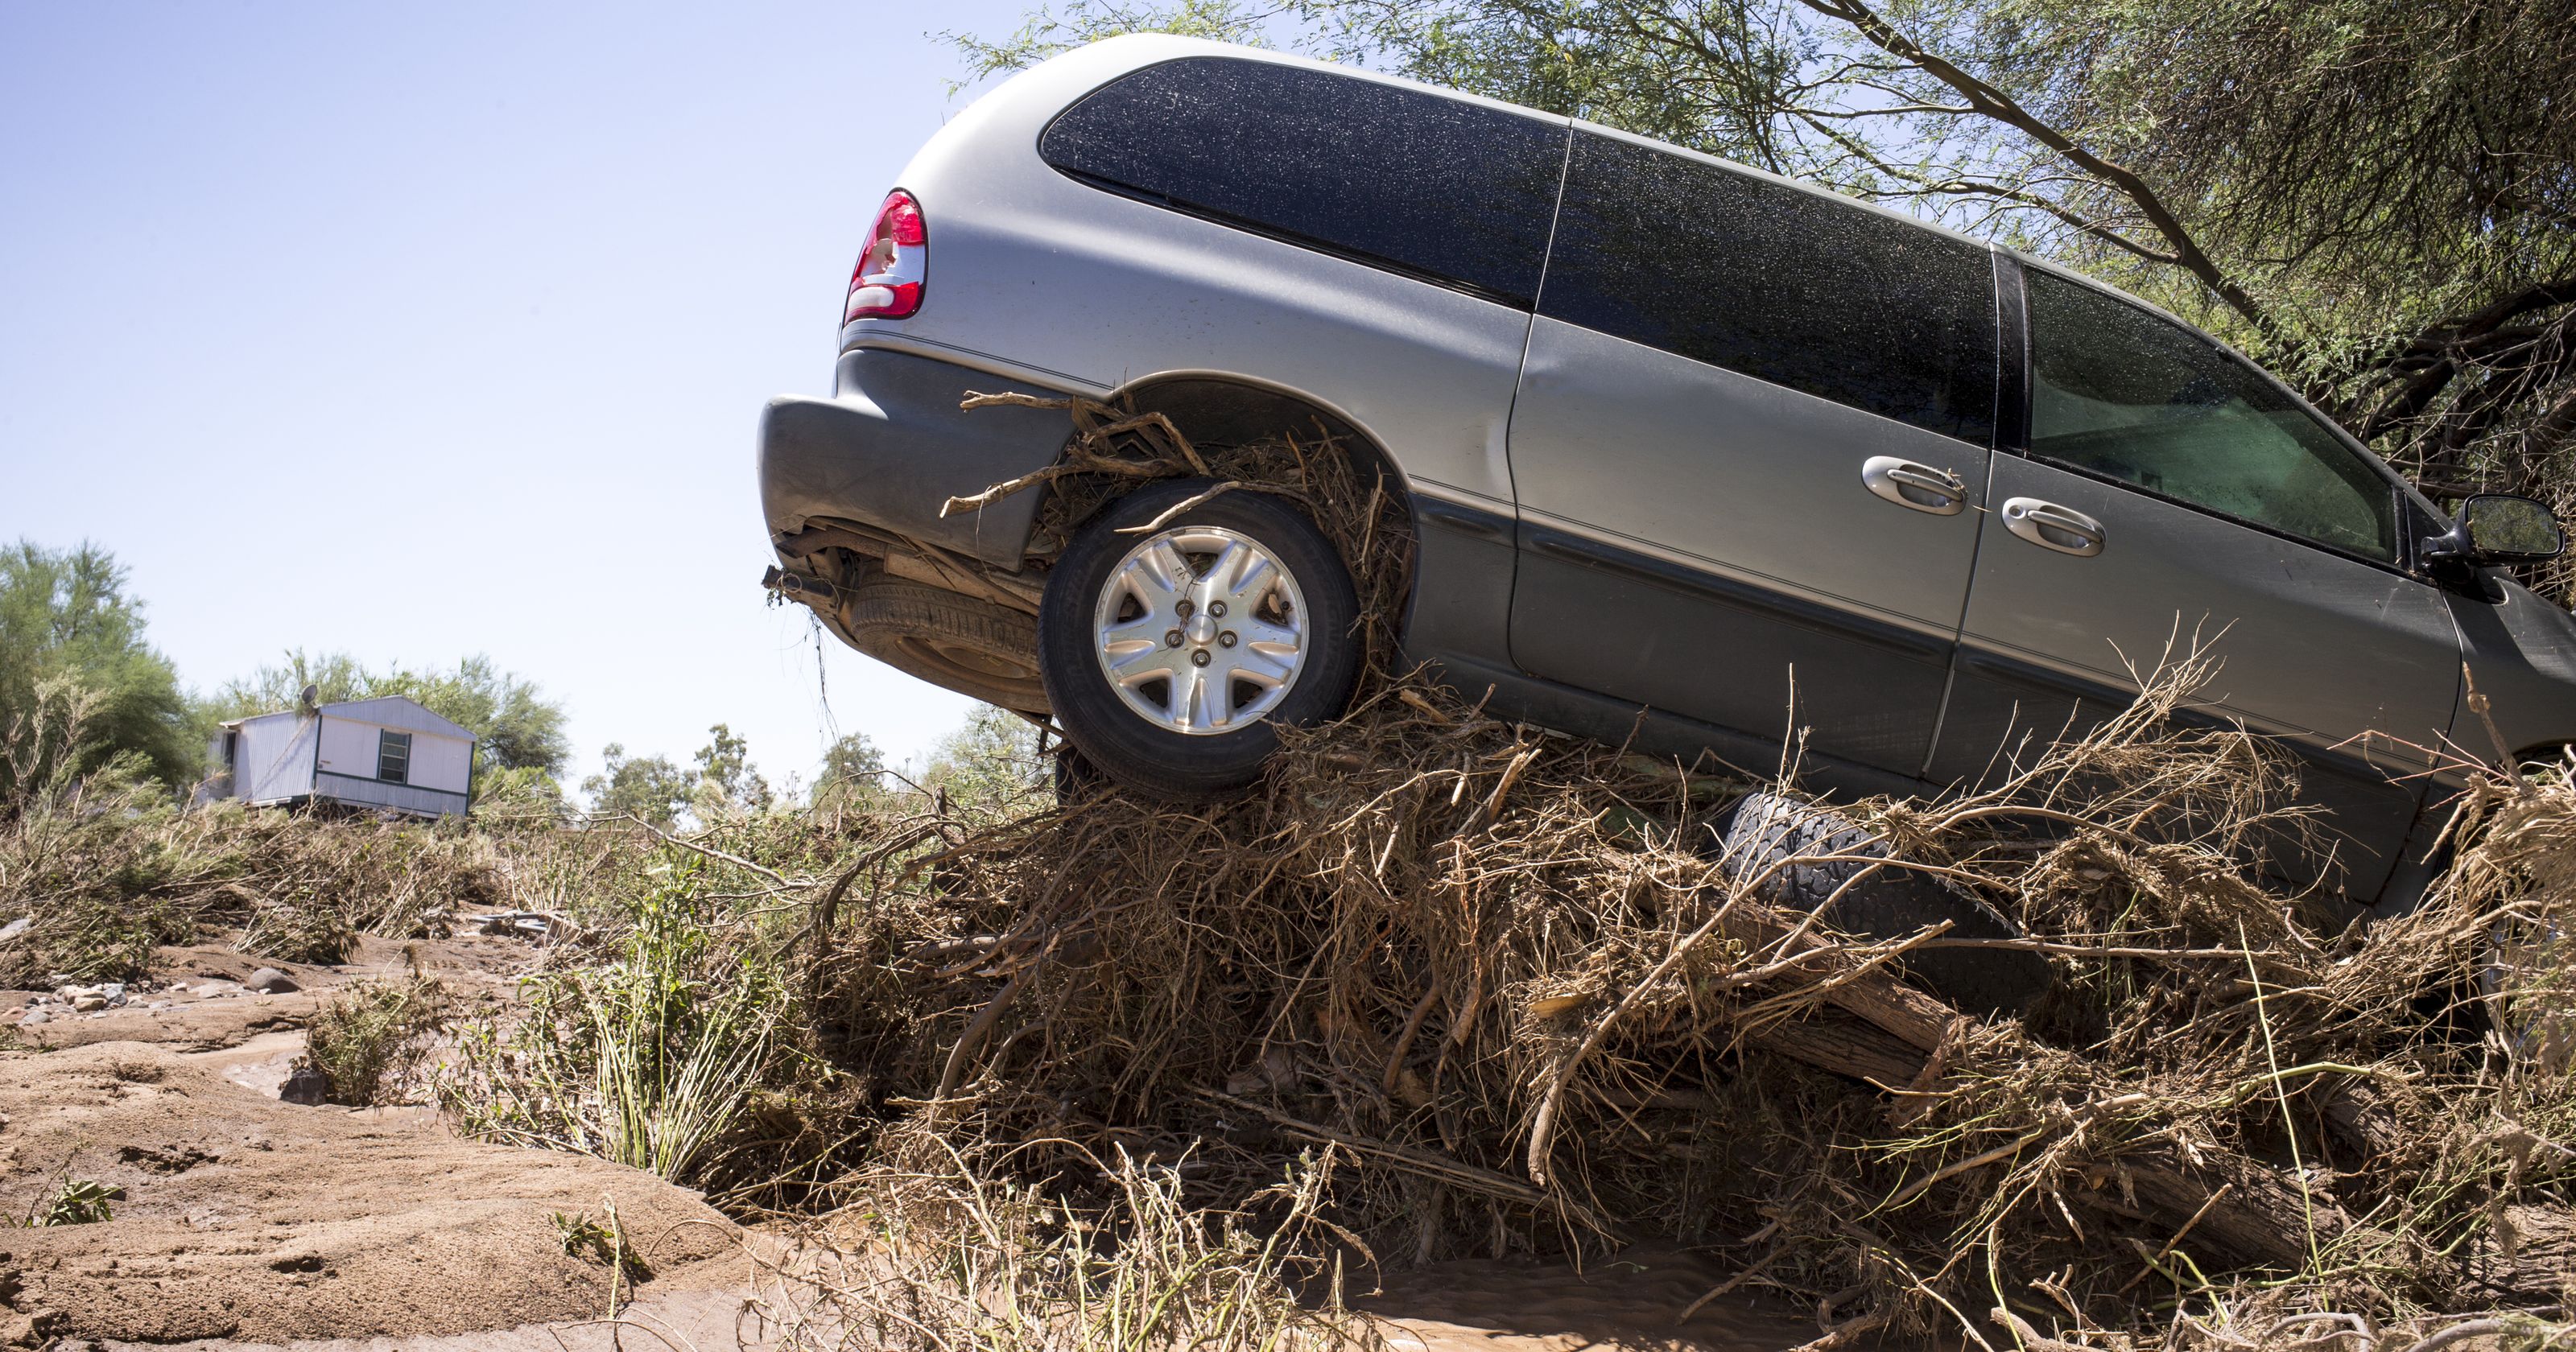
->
[1116, 377, 1410, 512]
[2514, 743, 2574, 775]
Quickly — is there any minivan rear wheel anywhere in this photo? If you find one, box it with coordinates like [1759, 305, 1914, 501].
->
[1038, 479, 1361, 800]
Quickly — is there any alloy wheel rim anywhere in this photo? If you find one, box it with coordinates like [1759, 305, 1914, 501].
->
[1091, 525, 1308, 735]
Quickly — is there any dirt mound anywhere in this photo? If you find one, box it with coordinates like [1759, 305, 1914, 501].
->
[0, 942, 751, 1349]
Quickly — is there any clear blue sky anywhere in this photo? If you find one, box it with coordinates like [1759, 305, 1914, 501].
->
[1, 0, 1037, 793]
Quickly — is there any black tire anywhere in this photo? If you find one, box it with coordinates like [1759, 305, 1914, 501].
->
[1038, 479, 1362, 800]
[1720, 790, 2053, 1016]
[1052, 744, 1111, 805]
[844, 576, 1049, 713]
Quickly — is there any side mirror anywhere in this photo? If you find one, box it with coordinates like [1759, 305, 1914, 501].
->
[2427, 493, 2566, 567]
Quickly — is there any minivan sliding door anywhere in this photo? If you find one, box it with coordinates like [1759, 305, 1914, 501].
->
[1505, 129, 1998, 778]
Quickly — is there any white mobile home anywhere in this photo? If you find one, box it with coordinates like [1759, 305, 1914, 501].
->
[205, 695, 475, 818]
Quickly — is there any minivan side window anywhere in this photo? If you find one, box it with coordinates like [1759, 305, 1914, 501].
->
[1538, 132, 1999, 446]
[1039, 57, 1568, 308]
[2024, 270, 2396, 562]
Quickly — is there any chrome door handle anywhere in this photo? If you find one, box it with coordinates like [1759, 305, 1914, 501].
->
[1860, 455, 1967, 516]
[2000, 497, 2106, 556]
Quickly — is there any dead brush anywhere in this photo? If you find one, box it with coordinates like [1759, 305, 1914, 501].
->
[303, 961, 455, 1106]
[776, 394, 2576, 1350]
[743, 1128, 1385, 1352]
[0, 680, 201, 985]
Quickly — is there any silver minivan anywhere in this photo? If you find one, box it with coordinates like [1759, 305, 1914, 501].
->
[758, 35, 2576, 909]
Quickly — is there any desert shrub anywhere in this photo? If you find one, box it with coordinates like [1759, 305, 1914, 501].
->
[444, 855, 789, 1182]
[16, 1175, 120, 1228]
[758, 1140, 1381, 1352]
[304, 968, 454, 1105]
[236, 890, 358, 965]
[0, 682, 207, 987]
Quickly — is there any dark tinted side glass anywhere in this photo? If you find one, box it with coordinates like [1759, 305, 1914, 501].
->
[1540, 132, 1998, 445]
[1039, 57, 1567, 307]
[2024, 270, 2396, 561]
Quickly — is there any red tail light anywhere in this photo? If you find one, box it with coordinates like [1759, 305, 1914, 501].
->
[845, 189, 926, 323]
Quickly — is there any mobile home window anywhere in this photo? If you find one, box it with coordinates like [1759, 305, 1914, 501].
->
[377, 731, 411, 785]
[1038, 56, 1568, 307]
[1538, 132, 2000, 445]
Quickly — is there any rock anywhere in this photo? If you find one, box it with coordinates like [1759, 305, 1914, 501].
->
[0, 916, 29, 941]
[71, 994, 106, 1013]
[18, 1009, 47, 1026]
[196, 982, 234, 998]
[101, 983, 126, 1007]
[245, 968, 296, 994]
[147, 1001, 171, 1011]
[279, 1063, 330, 1106]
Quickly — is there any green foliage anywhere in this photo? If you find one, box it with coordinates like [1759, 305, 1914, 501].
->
[0, 682, 203, 987]
[553, 1207, 653, 1284]
[0, 540, 195, 795]
[943, 0, 1281, 87]
[444, 856, 786, 1183]
[209, 649, 573, 784]
[691, 722, 773, 818]
[811, 730, 895, 811]
[587, 724, 778, 826]
[469, 763, 574, 825]
[582, 744, 695, 826]
[304, 968, 454, 1106]
[920, 706, 1047, 816]
[20, 1175, 121, 1227]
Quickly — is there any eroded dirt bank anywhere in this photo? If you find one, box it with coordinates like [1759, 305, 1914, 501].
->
[1, 937, 1823, 1352]
[0, 939, 749, 1350]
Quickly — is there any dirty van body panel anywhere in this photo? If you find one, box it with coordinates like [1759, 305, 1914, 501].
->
[1504, 128, 2000, 777]
[760, 350, 1075, 568]
[1430, 652, 1934, 802]
[1508, 321, 1984, 773]
[1935, 455, 2457, 896]
[1406, 493, 1521, 674]
[2451, 582, 2576, 760]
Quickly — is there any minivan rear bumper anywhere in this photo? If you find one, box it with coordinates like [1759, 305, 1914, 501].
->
[758, 348, 1073, 568]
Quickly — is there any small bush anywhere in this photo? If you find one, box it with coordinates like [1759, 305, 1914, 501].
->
[777, 1144, 1381, 1352]
[304, 968, 453, 1106]
[236, 892, 358, 966]
[444, 856, 786, 1183]
[14, 1173, 121, 1227]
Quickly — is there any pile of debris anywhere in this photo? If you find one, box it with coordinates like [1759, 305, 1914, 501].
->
[786, 400, 2576, 1348]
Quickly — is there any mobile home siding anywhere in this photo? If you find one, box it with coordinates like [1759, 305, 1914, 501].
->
[235, 712, 319, 804]
[313, 717, 472, 795]
[312, 771, 470, 817]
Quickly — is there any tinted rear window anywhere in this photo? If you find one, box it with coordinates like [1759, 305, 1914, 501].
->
[1539, 133, 1997, 444]
[1039, 56, 1567, 307]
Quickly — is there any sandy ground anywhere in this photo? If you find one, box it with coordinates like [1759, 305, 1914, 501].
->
[0, 937, 1825, 1352]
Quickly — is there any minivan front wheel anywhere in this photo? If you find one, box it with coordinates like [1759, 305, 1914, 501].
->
[1038, 479, 1360, 799]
